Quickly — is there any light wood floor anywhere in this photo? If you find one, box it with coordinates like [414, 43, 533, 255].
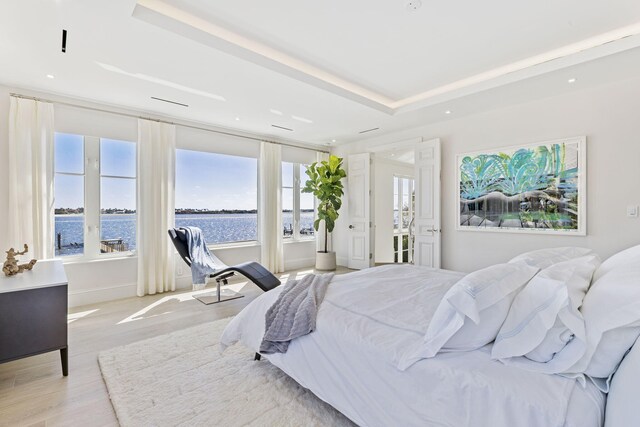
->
[0, 267, 350, 427]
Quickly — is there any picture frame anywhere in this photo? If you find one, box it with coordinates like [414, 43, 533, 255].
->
[456, 136, 586, 235]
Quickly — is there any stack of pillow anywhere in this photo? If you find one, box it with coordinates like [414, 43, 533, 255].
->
[398, 245, 640, 392]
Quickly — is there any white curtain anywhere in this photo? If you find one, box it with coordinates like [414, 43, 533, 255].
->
[137, 119, 176, 296]
[259, 141, 284, 273]
[315, 151, 330, 253]
[7, 96, 55, 260]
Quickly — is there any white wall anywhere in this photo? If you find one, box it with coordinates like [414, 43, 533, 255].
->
[373, 158, 414, 263]
[334, 76, 640, 272]
[0, 85, 317, 307]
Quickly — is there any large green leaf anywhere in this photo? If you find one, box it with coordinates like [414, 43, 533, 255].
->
[325, 217, 335, 233]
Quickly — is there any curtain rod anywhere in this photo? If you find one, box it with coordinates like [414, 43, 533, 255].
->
[9, 93, 330, 154]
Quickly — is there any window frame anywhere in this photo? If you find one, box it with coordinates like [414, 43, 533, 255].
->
[54, 133, 137, 261]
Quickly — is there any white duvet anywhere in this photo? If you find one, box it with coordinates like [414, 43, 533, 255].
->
[221, 265, 605, 427]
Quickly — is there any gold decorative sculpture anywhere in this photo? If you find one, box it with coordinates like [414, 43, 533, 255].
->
[3, 244, 37, 277]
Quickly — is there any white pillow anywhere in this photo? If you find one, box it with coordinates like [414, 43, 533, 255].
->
[588, 325, 640, 379]
[492, 255, 600, 373]
[397, 262, 539, 370]
[592, 244, 640, 283]
[570, 265, 640, 390]
[509, 246, 594, 269]
[605, 336, 640, 427]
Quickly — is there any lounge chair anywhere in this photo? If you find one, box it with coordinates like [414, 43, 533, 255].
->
[168, 228, 281, 304]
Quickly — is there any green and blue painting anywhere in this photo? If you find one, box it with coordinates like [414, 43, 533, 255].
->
[458, 139, 584, 233]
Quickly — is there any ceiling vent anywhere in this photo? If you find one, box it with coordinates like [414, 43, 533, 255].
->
[61, 29, 67, 53]
[358, 127, 380, 134]
[271, 124, 293, 131]
[150, 96, 189, 107]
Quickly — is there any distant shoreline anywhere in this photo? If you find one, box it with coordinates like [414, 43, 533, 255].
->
[55, 210, 314, 216]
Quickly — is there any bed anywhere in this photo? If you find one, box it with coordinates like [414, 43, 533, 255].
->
[221, 264, 609, 427]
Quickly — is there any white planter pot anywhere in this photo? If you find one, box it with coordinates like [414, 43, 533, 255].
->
[315, 251, 336, 271]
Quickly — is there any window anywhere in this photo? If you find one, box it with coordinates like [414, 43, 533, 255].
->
[282, 162, 315, 240]
[54, 133, 85, 257]
[282, 163, 294, 238]
[393, 175, 414, 263]
[100, 139, 137, 253]
[175, 149, 258, 245]
[300, 164, 315, 237]
[54, 133, 137, 258]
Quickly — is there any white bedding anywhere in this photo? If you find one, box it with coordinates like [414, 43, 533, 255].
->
[221, 265, 605, 427]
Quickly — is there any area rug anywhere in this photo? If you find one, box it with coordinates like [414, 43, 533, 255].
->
[98, 317, 354, 427]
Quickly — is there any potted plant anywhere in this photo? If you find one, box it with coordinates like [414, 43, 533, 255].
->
[302, 155, 346, 270]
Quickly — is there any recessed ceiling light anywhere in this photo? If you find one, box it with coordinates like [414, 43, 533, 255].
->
[292, 115, 313, 124]
[331, 139, 336, 143]
[445, 110, 452, 115]
[235, 117, 240, 121]
[391, 153, 395, 157]
[269, 109, 283, 116]
[46, 74, 55, 79]
[568, 78, 577, 83]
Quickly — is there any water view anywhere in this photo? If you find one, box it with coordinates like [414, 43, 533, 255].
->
[55, 212, 315, 256]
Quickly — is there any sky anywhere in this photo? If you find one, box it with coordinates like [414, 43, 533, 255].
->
[54, 133, 312, 211]
[175, 148, 257, 210]
[54, 134, 136, 210]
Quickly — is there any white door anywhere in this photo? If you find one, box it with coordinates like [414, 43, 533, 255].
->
[413, 139, 441, 268]
[347, 153, 371, 270]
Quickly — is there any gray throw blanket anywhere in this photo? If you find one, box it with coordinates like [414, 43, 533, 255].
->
[260, 272, 334, 354]
[181, 226, 224, 285]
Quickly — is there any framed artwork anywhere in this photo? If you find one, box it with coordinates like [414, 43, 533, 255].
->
[456, 136, 586, 235]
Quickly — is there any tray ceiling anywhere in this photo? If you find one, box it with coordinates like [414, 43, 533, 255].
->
[1, 0, 640, 145]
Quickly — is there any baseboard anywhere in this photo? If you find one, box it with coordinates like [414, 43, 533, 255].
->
[337, 257, 349, 267]
[68, 282, 138, 308]
[284, 257, 315, 271]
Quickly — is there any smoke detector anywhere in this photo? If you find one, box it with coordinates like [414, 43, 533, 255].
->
[406, 0, 422, 11]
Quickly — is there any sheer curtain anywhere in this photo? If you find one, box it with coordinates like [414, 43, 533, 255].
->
[259, 141, 284, 273]
[137, 119, 176, 296]
[7, 96, 55, 259]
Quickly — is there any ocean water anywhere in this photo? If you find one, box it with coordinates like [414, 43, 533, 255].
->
[55, 212, 315, 256]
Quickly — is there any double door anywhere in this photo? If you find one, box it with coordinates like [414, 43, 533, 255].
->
[347, 138, 441, 269]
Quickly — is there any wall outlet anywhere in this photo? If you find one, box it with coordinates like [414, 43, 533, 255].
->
[177, 264, 184, 276]
[627, 205, 639, 218]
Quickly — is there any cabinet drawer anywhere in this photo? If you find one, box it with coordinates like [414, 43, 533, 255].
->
[0, 285, 68, 362]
